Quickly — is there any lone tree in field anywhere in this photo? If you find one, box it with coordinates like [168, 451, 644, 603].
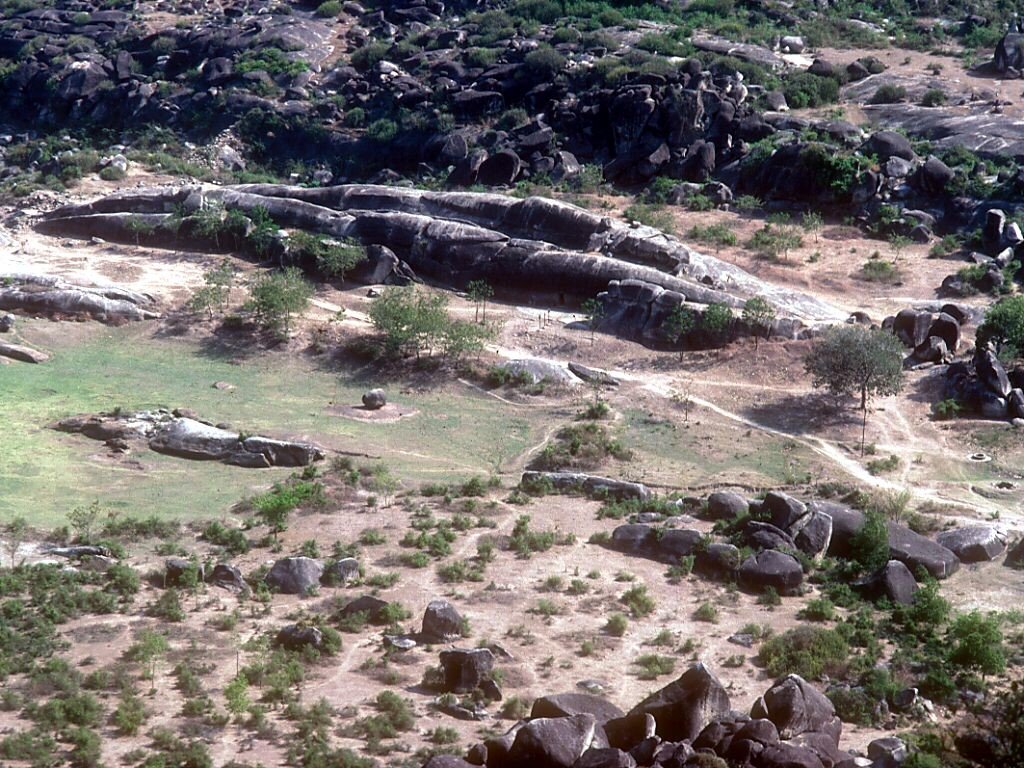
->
[664, 304, 695, 360]
[741, 297, 776, 350]
[804, 325, 904, 452]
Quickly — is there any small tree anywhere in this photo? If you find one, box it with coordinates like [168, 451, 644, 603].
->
[131, 630, 169, 693]
[246, 267, 313, 336]
[701, 302, 733, 343]
[664, 304, 695, 360]
[581, 298, 605, 346]
[3, 516, 28, 568]
[466, 280, 494, 323]
[847, 508, 889, 573]
[978, 295, 1024, 358]
[68, 500, 102, 544]
[804, 325, 904, 453]
[288, 232, 366, 283]
[188, 258, 235, 318]
[368, 287, 451, 358]
[741, 297, 776, 350]
[948, 611, 1006, 678]
[888, 233, 911, 262]
[802, 211, 823, 243]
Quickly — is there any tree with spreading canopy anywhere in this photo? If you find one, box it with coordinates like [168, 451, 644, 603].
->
[804, 325, 904, 452]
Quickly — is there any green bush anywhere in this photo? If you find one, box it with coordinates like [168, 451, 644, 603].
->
[620, 585, 656, 618]
[758, 625, 849, 680]
[869, 84, 907, 104]
[524, 46, 566, 78]
[920, 88, 946, 107]
[316, 0, 342, 16]
[605, 613, 629, 636]
[366, 119, 398, 144]
[862, 259, 900, 284]
[783, 71, 840, 109]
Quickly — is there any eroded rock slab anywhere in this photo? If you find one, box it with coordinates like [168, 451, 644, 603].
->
[54, 409, 323, 468]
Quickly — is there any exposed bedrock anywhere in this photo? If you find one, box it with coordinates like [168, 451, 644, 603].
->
[0, 273, 160, 323]
[54, 409, 323, 468]
[37, 185, 845, 346]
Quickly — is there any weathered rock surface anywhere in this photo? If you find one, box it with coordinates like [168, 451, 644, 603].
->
[751, 675, 841, 742]
[625, 663, 731, 742]
[422, 599, 464, 642]
[521, 471, 650, 501]
[886, 523, 960, 579]
[531, 693, 624, 724]
[38, 185, 845, 353]
[0, 341, 49, 363]
[265, 557, 324, 595]
[0, 273, 159, 323]
[738, 550, 804, 594]
[54, 409, 323, 468]
[936, 526, 1006, 563]
[439, 648, 495, 693]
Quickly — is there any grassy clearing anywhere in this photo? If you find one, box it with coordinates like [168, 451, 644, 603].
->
[0, 320, 548, 526]
[621, 408, 832, 487]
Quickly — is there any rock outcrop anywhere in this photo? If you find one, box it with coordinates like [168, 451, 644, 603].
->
[54, 409, 324, 468]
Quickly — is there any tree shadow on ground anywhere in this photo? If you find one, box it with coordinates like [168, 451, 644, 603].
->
[744, 391, 861, 435]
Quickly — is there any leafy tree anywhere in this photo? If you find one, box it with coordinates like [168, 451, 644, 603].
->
[847, 508, 889, 573]
[68, 500, 102, 543]
[978, 295, 1024, 358]
[664, 304, 695, 359]
[466, 279, 494, 323]
[224, 675, 250, 716]
[701, 302, 733, 341]
[741, 297, 776, 349]
[3, 516, 28, 568]
[802, 211, 823, 242]
[129, 630, 169, 693]
[889, 233, 911, 262]
[288, 232, 366, 283]
[367, 287, 488, 359]
[246, 267, 312, 335]
[947, 610, 1005, 677]
[804, 325, 904, 452]
[188, 258, 235, 318]
[581, 298, 605, 345]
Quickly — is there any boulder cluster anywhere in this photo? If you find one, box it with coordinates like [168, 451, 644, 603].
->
[604, 490, 1006, 599]
[425, 663, 907, 768]
[946, 342, 1024, 422]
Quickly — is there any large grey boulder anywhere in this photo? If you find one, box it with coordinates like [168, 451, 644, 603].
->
[321, 557, 360, 586]
[439, 648, 494, 693]
[792, 511, 833, 559]
[745, 521, 797, 552]
[625, 662, 731, 742]
[531, 693, 624, 724]
[422, 599, 464, 641]
[362, 389, 387, 409]
[977, 346, 1011, 397]
[936, 526, 1006, 563]
[208, 563, 246, 592]
[751, 674, 841, 742]
[275, 624, 323, 651]
[887, 523, 960, 579]
[507, 714, 600, 768]
[862, 130, 915, 161]
[763, 492, 808, 530]
[739, 550, 803, 594]
[0, 341, 48, 363]
[706, 491, 748, 520]
[571, 748, 636, 768]
[818, 502, 865, 558]
[265, 556, 324, 594]
[695, 543, 741, 580]
[856, 559, 918, 605]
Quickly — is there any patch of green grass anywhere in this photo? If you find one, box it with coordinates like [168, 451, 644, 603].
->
[0, 320, 547, 525]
